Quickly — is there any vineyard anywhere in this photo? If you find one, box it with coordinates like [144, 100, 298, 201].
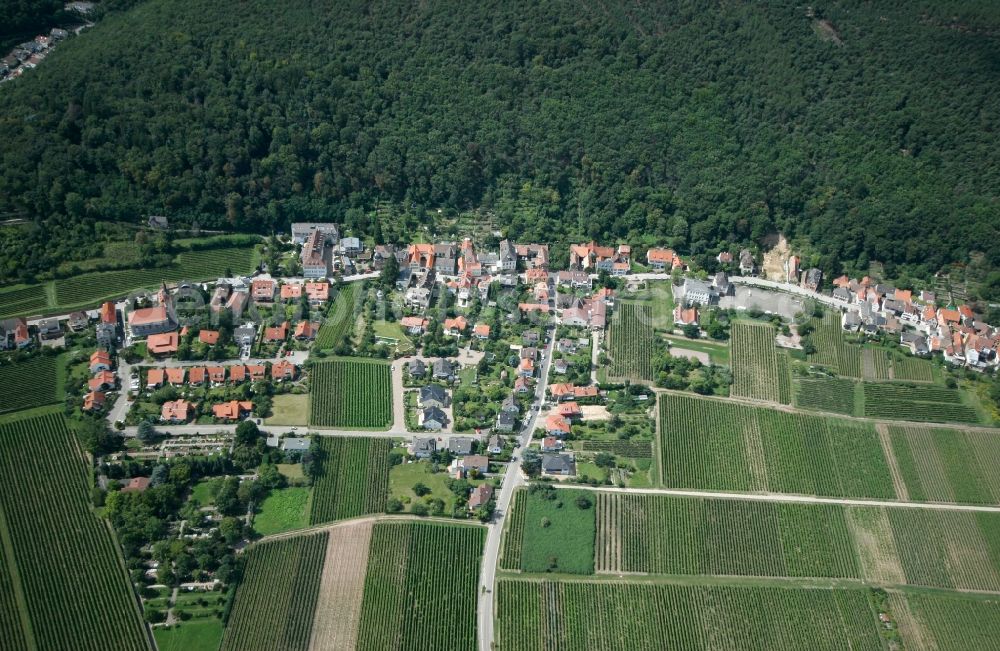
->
[808, 313, 862, 378]
[606, 302, 660, 381]
[496, 579, 883, 650]
[794, 376, 857, 415]
[658, 393, 895, 498]
[580, 440, 652, 458]
[52, 246, 257, 311]
[730, 321, 791, 404]
[221, 532, 328, 651]
[315, 283, 361, 349]
[861, 347, 892, 381]
[888, 425, 1000, 504]
[0, 413, 149, 650]
[0, 354, 62, 414]
[309, 358, 392, 428]
[0, 284, 48, 319]
[499, 493, 526, 570]
[308, 436, 391, 524]
[862, 383, 980, 423]
[892, 355, 935, 383]
[356, 521, 484, 651]
[890, 591, 1000, 650]
[594, 493, 859, 578]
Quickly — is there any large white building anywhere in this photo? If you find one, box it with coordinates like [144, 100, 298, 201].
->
[290, 222, 339, 245]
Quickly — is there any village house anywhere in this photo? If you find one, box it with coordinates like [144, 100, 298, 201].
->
[271, 360, 297, 381]
[444, 316, 468, 337]
[541, 453, 575, 476]
[545, 414, 572, 437]
[147, 332, 179, 356]
[449, 437, 474, 456]
[89, 371, 116, 391]
[433, 358, 454, 380]
[496, 411, 516, 432]
[228, 365, 247, 383]
[199, 330, 220, 345]
[305, 282, 329, 304]
[294, 321, 318, 340]
[419, 384, 449, 409]
[473, 323, 491, 339]
[713, 271, 731, 297]
[555, 270, 592, 290]
[682, 278, 714, 306]
[468, 484, 493, 510]
[513, 376, 533, 394]
[247, 365, 266, 381]
[160, 399, 194, 423]
[146, 369, 165, 388]
[280, 284, 303, 301]
[646, 248, 685, 271]
[213, 400, 253, 421]
[541, 436, 564, 452]
[37, 318, 61, 340]
[68, 311, 89, 332]
[401, 316, 429, 335]
[187, 367, 206, 385]
[251, 278, 276, 303]
[410, 436, 437, 458]
[166, 368, 185, 385]
[408, 358, 426, 378]
[569, 241, 630, 273]
[234, 325, 256, 346]
[207, 366, 226, 384]
[264, 321, 289, 343]
[739, 249, 755, 275]
[83, 391, 105, 412]
[514, 243, 549, 270]
[90, 350, 114, 373]
[674, 306, 699, 327]
[801, 268, 823, 292]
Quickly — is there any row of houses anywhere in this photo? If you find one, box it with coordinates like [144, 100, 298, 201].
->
[144, 361, 298, 388]
[159, 398, 254, 424]
[1, 28, 70, 83]
[833, 275, 998, 369]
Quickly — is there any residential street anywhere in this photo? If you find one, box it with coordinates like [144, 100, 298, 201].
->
[477, 328, 556, 651]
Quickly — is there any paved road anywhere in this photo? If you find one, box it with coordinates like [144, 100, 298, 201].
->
[477, 328, 556, 651]
[555, 484, 1000, 513]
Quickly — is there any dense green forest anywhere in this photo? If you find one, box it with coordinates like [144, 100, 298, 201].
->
[0, 0, 998, 296]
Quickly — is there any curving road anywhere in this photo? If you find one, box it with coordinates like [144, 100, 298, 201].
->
[477, 327, 556, 651]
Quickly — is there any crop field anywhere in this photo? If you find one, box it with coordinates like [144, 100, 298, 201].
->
[221, 532, 328, 651]
[863, 383, 979, 423]
[308, 437, 391, 524]
[496, 579, 883, 650]
[658, 393, 894, 498]
[0, 355, 62, 414]
[0, 284, 48, 319]
[861, 347, 891, 381]
[310, 521, 374, 650]
[356, 521, 484, 651]
[580, 440, 652, 458]
[809, 313, 862, 378]
[888, 425, 1000, 504]
[309, 358, 392, 428]
[52, 246, 257, 310]
[315, 283, 361, 349]
[730, 321, 791, 404]
[892, 355, 935, 383]
[594, 493, 859, 577]
[606, 302, 659, 381]
[0, 413, 148, 650]
[504, 488, 596, 574]
[889, 591, 1000, 650]
[499, 492, 527, 570]
[794, 376, 856, 415]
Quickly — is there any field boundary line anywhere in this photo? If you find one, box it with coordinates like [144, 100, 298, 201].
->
[876, 423, 910, 500]
[0, 506, 37, 651]
[653, 387, 1000, 433]
[251, 514, 484, 547]
[553, 484, 1000, 513]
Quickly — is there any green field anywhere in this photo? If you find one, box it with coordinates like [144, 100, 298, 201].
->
[253, 487, 311, 536]
[888, 425, 1000, 504]
[662, 334, 730, 366]
[314, 283, 361, 350]
[863, 382, 980, 423]
[221, 531, 327, 651]
[861, 347, 892, 381]
[591, 492, 1000, 590]
[0, 284, 48, 319]
[0, 413, 148, 650]
[153, 619, 224, 651]
[889, 591, 1000, 650]
[892, 355, 935, 383]
[373, 320, 416, 354]
[794, 376, 858, 415]
[500, 488, 596, 574]
[658, 393, 894, 498]
[356, 521, 484, 651]
[496, 580, 883, 650]
[309, 358, 392, 428]
[808, 312, 862, 378]
[606, 302, 659, 381]
[309, 437, 391, 524]
[264, 393, 309, 426]
[595, 493, 859, 578]
[0, 355, 64, 415]
[730, 321, 791, 404]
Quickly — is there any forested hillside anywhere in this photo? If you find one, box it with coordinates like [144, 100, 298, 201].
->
[0, 0, 998, 294]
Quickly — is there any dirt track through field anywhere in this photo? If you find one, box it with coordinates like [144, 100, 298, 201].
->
[308, 520, 374, 651]
[876, 424, 909, 501]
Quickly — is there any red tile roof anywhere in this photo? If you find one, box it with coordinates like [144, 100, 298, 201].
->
[198, 330, 220, 345]
[147, 332, 179, 355]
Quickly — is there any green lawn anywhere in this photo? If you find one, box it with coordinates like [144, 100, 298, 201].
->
[389, 460, 485, 514]
[253, 487, 311, 535]
[264, 393, 309, 426]
[662, 334, 731, 366]
[373, 320, 415, 354]
[189, 478, 222, 506]
[153, 619, 224, 651]
[276, 463, 305, 481]
[519, 488, 596, 574]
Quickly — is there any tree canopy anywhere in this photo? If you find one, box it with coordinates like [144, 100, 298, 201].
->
[0, 0, 998, 294]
